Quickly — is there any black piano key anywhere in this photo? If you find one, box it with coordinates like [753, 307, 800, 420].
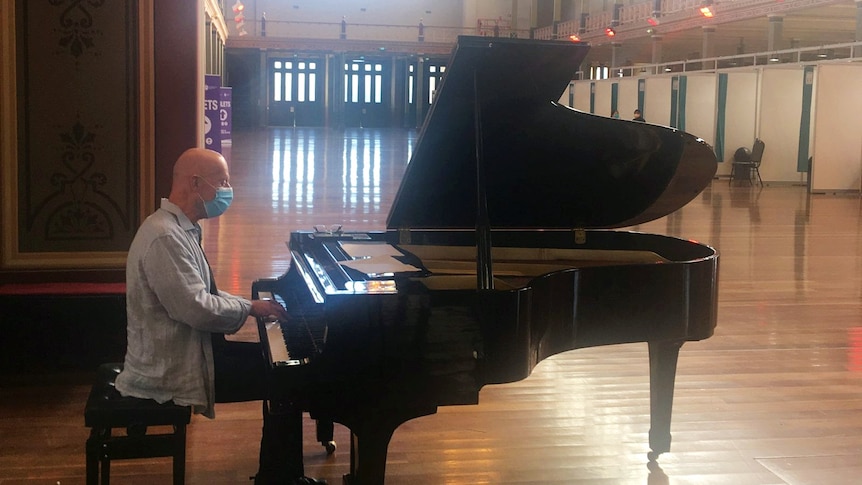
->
[276, 270, 328, 361]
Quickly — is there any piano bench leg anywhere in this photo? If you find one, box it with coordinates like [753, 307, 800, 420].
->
[84, 363, 192, 484]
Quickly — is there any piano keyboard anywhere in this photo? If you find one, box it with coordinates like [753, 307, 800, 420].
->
[257, 285, 327, 367]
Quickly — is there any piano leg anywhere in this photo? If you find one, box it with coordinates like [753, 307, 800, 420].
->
[341, 405, 437, 485]
[343, 424, 398, 485]
[315, 418, 336, 454]
[647, 339, 683, 462]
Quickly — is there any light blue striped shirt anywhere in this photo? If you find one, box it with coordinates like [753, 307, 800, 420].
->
[115, 198, 251, 418]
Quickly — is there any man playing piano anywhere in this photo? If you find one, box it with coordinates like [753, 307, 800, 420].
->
[115, 148, 325, 485]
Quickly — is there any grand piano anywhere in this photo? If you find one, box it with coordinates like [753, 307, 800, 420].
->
[252, 36, 719, 484]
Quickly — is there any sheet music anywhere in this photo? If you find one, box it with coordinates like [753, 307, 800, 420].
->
[340, 242, 404, 258]
[338, 242, 422, 275]
[339, 257, 421, 275]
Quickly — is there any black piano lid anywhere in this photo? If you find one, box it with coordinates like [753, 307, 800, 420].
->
[386, 36, 718, 231]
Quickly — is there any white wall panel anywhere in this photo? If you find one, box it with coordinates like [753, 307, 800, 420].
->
[758, 68, 805, 183]
[721, 71, 758, 176]
[811, 64, 862, 192]
[594, 82, 612, 116]
[683, 74, 716, 147]
[618, 78, 639, 120]
[645, 77, 672, 127]
[572, 80, 591, 112]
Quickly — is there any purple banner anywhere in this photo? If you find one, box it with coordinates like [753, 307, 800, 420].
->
[219, 87, 232, 146]
[204, 74, 221, 152]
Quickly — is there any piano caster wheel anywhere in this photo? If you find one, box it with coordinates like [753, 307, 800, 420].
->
[323, 440, 337, 455]
[647, 451, 660, 462]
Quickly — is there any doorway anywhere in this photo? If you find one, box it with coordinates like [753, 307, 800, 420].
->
[343, 58, 392, 127]
[269, 58, 325, 126]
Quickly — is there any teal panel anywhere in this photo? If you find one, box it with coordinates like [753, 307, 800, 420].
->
[678, 76, 687, 132]
[637, 78, 645, 112]
[715, 73, 728, 163]
[590, 82, 595, 114]
[670, 76, 678, 128]
[611, 82, 618, 116]
[798, 66, 814, 172]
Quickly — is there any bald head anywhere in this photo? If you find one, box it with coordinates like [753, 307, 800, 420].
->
[172, 148, 227, 185]
[168, 148, 230, 223]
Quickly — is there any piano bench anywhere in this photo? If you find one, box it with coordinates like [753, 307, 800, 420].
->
[84, 363, 192, 485]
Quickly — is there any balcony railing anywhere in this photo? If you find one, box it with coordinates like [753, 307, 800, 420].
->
[587, 41, 862, 79]
[545, 0, 851, 44]
[243, 19, 531, 45]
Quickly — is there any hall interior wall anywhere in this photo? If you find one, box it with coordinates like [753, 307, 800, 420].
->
[569, 63, 862, 192]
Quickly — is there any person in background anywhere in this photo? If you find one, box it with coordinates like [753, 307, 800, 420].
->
[611, 109, 620, 119]
[632, 109, 646, 122]
[115, 148, 325, 485]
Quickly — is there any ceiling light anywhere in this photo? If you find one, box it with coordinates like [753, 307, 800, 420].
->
[699, 1, 715, 18]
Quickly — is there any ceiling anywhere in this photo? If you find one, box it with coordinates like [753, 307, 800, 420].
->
[225, 0, 860, 72]
[580, 1, 860, 68]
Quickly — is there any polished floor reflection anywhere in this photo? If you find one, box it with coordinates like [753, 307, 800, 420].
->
[202, 127, 417, 292]
[3, 127, 862, 484]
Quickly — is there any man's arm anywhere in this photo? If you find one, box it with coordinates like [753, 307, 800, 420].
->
[143, 233, 250, 333]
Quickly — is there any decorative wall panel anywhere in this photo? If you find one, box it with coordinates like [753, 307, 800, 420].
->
[1, 0, 152, 274]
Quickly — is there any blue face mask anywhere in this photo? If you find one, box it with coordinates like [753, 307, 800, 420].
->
[204, 187, 233, 218]
[197, 177, 233, 218]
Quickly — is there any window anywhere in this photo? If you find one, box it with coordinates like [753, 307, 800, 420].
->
[345, 61, 385, 104]
[271, 59, 319, 103]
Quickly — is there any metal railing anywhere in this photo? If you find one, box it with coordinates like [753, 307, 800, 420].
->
[541, 0, 852, 45]
[243, 19, 531, 44]
[596, 41, 862, 78]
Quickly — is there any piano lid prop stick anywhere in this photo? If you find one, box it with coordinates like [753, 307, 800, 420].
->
[473, 67, 493, 290]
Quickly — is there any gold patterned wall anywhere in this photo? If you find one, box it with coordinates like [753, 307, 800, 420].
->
[1, 0, 154, 275]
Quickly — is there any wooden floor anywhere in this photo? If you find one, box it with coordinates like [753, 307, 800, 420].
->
[3, 126, 862, 484]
